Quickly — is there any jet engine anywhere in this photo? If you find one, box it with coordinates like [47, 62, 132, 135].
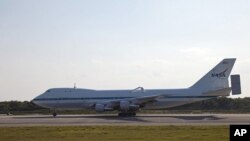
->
[120, 101, 130, 111]
[95, 103, 105, 112]
[120, 101, 140, 111]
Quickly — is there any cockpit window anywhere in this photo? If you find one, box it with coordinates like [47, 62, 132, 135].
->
[46, 90, 51, 93]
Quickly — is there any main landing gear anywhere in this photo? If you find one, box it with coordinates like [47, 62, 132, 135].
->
[118, 112, 136, 117]
[53, 112, 57, 117]
[52, 109, 57, 117]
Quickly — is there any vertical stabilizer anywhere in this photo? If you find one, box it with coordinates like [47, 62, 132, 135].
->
[191, 58, 236, 92]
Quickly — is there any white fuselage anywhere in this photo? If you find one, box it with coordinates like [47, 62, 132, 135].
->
[32, 87, 213, 110]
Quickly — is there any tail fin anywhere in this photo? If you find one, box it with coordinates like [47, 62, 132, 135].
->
[191, 58, 236, 92]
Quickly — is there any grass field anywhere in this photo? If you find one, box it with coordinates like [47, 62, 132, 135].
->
[0, 126, 229, 141]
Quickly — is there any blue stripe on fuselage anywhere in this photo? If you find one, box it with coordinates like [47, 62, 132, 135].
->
[33, 96, 217, 101]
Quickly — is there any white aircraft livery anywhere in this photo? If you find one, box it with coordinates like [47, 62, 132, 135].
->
[33, 58, 241, 116]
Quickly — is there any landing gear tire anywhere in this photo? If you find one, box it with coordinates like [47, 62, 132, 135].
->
[52, 109, 57, 117]
[53, 112, 57, 117]
[118, 112, 136, 117]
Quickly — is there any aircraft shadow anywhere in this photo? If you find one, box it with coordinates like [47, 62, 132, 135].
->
[12, 114, 224, 122]
[12, 115, 149, 122]
[137, 115, 224, 120]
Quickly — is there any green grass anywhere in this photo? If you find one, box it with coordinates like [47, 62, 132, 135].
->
[0, 126, 229, 141]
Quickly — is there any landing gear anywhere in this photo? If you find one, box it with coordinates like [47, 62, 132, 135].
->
[53, 112, 57, 117]
[52, 109, 57, 117]
[118, 112, 136, 117]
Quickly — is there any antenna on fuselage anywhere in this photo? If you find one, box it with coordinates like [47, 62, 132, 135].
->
[74, 83, 76, 89]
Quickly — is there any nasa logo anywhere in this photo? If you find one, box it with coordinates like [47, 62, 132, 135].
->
[211, 68, 228, 78]
[222, 61, 228, 64]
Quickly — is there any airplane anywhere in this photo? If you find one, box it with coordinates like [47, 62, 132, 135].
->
[32, 58, 241, 117]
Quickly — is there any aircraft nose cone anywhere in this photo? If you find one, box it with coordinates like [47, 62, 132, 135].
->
[31, 96, 38, 105]
[31, 93, 44, 106]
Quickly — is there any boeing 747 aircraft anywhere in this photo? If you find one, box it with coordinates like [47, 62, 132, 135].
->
[32, 58, 241, 116]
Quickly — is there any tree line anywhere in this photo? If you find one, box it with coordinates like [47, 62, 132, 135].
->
[0, 101, 46, 114]
[169, 97, 250, 113]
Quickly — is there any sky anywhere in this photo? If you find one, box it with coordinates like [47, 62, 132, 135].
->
[0, 0, 250, 101]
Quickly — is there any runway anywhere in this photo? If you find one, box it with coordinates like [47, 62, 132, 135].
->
[0, 114, 250, 126]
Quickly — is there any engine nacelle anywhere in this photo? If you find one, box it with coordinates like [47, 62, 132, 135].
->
[120, 101, 130, 111]
[129, 105, 140, 110]
[95, 103, 105, 112]
[120, 101, 140, 111]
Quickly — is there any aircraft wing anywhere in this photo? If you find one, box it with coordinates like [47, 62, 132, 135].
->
[97, 95, 161, 111]
[130, 95, 160, 105]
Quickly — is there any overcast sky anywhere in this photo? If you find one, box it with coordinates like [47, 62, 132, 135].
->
[0, 0, 250, 101]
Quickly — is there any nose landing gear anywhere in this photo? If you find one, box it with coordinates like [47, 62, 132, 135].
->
[52, 109, 57, 117]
